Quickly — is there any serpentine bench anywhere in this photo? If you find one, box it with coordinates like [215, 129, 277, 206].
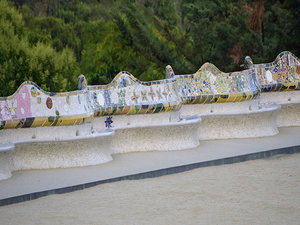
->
[244, 51, 300, 127]
[0, 82, 114, 180]
[166, 63, 279, 140]
[80, 72, 201, 154]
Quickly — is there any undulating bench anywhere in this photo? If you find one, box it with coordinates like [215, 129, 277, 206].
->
[166, 63, 279, 140]
[0, 82, 114, 180]
[80, 71, 201, 153]
[244, 51, 300, 127]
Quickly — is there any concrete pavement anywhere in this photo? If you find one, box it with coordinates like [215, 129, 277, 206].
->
[0, 127, 299, 205]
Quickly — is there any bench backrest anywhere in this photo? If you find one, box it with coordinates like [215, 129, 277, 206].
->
[86, 71, 181, 116]
[166, 63, 259, 104]
[244, 51, 300, 92]
[0, 82, 93, 129]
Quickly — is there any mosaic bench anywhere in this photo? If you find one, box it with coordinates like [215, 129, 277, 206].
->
[0, 82, 114, 180]
[79, 72, 201, 154]
[166, 64, 279, 140]
[244, 51, 300, 127]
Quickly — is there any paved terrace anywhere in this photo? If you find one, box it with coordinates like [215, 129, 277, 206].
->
[0, 127, 299, 206]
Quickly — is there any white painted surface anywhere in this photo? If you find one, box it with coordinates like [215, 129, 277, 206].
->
[0, 126, 114, 181]
[260, 92, 300, 127]
[179, 99, 279, 140]
[92, 111, 201, 153]
[0, 123, 92, 143]
[276, 103, 300, 127]
[110, 117, 201, 154]
[198, 104, 279, 140]
[260, 91, 300, 105]
[12, 130, 114, 170]
[179, 99, 260, 116]
[92, 111, 180, 130]
[0, 143, 14, 180]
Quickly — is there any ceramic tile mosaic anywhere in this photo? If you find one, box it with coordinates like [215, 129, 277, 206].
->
[3, 50, 298, 131]
[86, 71, 182, 116]
[244, 51, 300, 92]
[167, 63, 260, 104]
[0, 81, 93, 130]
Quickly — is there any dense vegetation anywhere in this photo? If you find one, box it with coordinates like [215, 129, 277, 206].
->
[0, 0, 299, 96]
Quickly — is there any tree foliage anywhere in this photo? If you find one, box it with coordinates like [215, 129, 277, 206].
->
[0, 0, 79, 96]
[0, 0, 299, 96]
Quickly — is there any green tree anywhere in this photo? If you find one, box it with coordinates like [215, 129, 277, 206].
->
[0, 0, 79, 96]
[2, 0, 299, 91]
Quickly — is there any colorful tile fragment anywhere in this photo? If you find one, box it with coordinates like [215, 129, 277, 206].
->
[105, 116, 113, 128]
[2, 50, 299, 131]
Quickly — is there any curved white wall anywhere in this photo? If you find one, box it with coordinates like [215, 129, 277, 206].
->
[111, 118, 201, 154]
[0, 125, 114, 180]
[276, 103, 300, 127]
[259, 91, 300, 105]
[92, 111, 180, 130]
[13, 131, 113, 170]
[179, 99, 260, 117]
[0, 123, 92, 143]
[179, 100, 279, 140]
[198, 105, 279, 140]
[260, 92, 300, 127]
[0, 143, 14, 180]
[92, 111, 201, 154]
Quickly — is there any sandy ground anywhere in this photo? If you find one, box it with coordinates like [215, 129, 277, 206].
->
[0, 153, 299, 225]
